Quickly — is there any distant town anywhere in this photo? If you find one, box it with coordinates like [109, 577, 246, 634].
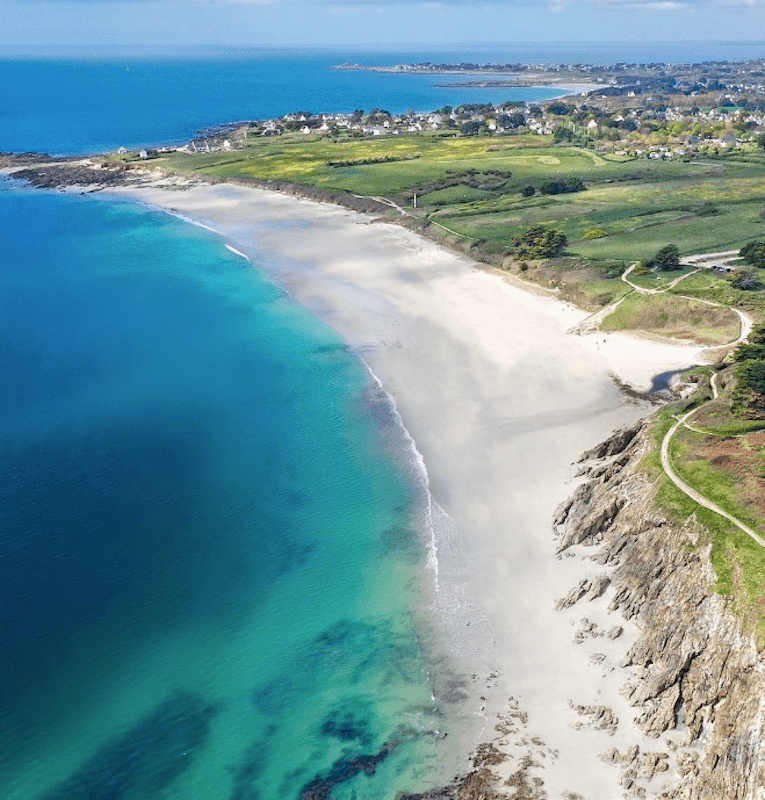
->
[163, 57, 765, 163]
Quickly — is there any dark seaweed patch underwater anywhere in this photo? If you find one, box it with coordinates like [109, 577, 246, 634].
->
[39, 693, 218, 800]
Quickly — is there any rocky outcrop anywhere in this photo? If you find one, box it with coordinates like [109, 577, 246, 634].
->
[555, 422, 765, 800]
[416, 419, 765, 800]
[11, 162, 141, 190]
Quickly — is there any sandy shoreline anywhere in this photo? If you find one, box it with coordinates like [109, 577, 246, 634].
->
[111, 181, 706, 797]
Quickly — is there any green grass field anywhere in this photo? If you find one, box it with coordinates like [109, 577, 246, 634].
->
[146, 130, 765, 318]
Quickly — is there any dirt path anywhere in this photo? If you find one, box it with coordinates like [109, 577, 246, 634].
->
[620, 263, 700, 295]
[682, 249, 740, 267]
[615, 263, 752, 349]
[660, 372, 765, 546]
[676, 295, 753, 349]
[567, 292, 631, 335]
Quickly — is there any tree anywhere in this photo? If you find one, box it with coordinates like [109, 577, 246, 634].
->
[740, 240, 765, 269]
[735, 323, 765, 361]
[758, 132, 765, 151]
[513, 226, 567, 259]
[645, 244, 680, 271]
[547, 102, 573, 116]
[553, 126, 573, 143]
[459, 121, 483, 136]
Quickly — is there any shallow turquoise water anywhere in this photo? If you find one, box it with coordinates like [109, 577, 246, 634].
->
[3, 42, 748, 798]
[0, 187, 456, 800]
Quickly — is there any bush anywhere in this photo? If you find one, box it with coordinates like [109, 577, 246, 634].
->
[696, 202, 719, 216]
[596, 261, 626, 279]
[553, 126, 574, 143]
[513, 226, 567, 259]
[540, 176, 585, 195]
[732, 323, 765, 417]
[521, 185, 536, 197]
[732, 360, 765, 417]
[583, 227, 607, 239]
[734, 323, 765, 361]
[731, 270, 762, 291]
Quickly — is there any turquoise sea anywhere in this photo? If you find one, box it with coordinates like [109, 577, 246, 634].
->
[1, 43, 764, 800]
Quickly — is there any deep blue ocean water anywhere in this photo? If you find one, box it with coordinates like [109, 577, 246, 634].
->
[3, 43, 765, 155]
[0, 185, 451, 800]
[2, 43, 765, 800]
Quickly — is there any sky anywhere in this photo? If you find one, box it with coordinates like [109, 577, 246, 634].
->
[2, 0, 765, 49]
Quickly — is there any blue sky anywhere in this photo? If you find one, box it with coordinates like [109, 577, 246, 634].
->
[2, 0, 765, 48]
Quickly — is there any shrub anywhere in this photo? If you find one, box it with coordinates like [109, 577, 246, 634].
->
[521, 185, 536, 197]
[731, 270, 762, 291]
[731, 324, 765, 417]
[553, 126, 574, 143]
[597, 261, 626, 279]
[732, 360, 765, 418]
[583, 227, 607, 239]
[540, 176, 585, 195]
[734, 323, 765, 361]
[513, 226, 567, 259]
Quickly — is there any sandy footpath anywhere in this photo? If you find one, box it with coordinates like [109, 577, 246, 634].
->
[112, 182, 705, 797]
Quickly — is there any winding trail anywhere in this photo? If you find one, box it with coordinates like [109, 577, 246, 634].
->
[614, 263, 752, 348]
[614, 259, 762, 541]
[620, 262, 700, 295]
[660, 371, 765, 547]
[677, 294, 753, 349]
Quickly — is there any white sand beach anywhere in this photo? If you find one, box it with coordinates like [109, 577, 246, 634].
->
[112, 183, 707, 797]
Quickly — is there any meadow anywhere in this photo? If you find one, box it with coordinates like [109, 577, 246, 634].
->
[143, 129, 765, 336]
[153, 132, 765, 271]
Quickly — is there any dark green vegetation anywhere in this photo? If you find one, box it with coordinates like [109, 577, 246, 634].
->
[513, 226, 567, 258]
[732, 323, 765, 417]
[741, 239, 765, 269]
[643, 243, 681, 271]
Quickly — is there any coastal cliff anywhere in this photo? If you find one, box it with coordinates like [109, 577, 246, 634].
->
[555, 421, 765, 799]
[409, 419, 765, 800]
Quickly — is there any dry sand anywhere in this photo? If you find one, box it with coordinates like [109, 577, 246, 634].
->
[112, 182, 707, 798]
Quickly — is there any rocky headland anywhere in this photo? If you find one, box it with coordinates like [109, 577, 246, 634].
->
[405, 419, 765, 799]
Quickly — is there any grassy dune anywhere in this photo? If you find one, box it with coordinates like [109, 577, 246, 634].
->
[600, 293, 741, 344]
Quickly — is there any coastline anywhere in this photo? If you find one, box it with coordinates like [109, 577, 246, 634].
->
[105, 180, 710, 797]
